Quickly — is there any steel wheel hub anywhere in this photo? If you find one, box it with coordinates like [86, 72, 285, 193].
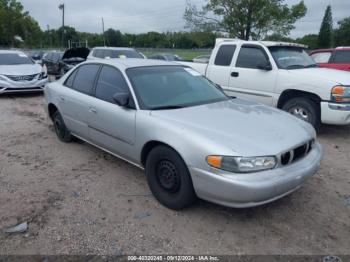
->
[156, 160, 180, 193]
[289, 107, 310, 122]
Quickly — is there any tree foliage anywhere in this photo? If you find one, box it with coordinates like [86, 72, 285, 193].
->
[184, 0, 307, 40]
[334, 17, 350, 47]
[318, 5, 333, 48]
[0, 0, 42, 47]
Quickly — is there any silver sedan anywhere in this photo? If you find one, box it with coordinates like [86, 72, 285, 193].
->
[43, 59, 323, 210]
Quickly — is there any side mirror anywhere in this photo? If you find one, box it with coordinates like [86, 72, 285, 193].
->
[257, 60, 272, 71]
[112, 92, 130, 107]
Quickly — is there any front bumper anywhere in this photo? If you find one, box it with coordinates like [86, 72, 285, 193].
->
[189, 142, 323, 208]
[0, 78, 48, 94]
[321, 102, 350, 125]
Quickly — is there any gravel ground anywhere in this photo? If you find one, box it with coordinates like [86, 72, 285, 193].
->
[0, 94, 349, 256]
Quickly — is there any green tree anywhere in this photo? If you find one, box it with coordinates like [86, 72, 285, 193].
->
[318, 5, 333, 48]
[334, 17, 350, 47]
[0, 0, 42, 47]
[297, 34, 319, 50]
[184, 0, 307, 40]
[105, 28, 124, 46]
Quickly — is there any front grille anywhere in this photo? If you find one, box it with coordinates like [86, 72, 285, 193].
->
[6, 74, 39, 82]
[280, 140, 314, 166]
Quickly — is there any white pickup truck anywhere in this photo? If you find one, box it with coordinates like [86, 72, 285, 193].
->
[180, 39, 350, 130]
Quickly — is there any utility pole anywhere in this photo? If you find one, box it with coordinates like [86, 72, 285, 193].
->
[47, 25, 51, 48]
[59, 3, 65, 49]
[102, 18, 106, 46]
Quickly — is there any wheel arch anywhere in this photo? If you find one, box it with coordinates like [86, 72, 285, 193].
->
[140, 140, 185, 168]
[277, 89, 322, 109]
[48, 103, 59, 120]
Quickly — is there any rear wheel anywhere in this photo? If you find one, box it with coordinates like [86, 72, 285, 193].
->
[146, 146, 197, 210]
[282, 97, 321, 131]
[53, 111, 72, 143]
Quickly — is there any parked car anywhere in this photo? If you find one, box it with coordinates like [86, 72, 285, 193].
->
[87, 47, 144, 60]
[42, 47, 90, 77]
[0, 50, 48, 94]
[310, 47, 350, 72]
[149, 53, 184, 61]
[41, 51, 64, 76]
[180, 39, 350, 130]
[193, 54, 211, 64]
[44, 59, 322, 210]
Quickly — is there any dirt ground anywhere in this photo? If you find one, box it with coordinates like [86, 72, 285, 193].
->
[0, 94, 349, 256]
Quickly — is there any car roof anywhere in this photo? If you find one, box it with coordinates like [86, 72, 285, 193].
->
[310, 47, 350, 53]
[216, 38, 307, 48]
[92, 47, 136, 51]
[85, 58, 178, 70]
[0, 50, 26, 55]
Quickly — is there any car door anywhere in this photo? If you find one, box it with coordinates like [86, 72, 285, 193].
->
[58, 64, 101, 140]
[227, 44, 277, 106]
[88, 65, 137, 161]
[206, 44, 236, 89]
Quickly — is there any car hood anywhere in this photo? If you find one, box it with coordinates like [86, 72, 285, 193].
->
[150, 99, 315, 156]
[289, 67, 350, 85]
[62, 47, 90, 60]
[0, 64, 42, 76]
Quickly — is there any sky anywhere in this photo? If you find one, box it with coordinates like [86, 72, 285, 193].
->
[19, 0, 350, 38]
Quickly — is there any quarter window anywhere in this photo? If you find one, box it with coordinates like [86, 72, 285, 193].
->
[71, 64, 100, 95]
[236, 46, 268, 69]
[311, 52, 332, 63]
[332, 51, 350, 63]
[95, 66, 129, 103]
[214, 45, 236, 66]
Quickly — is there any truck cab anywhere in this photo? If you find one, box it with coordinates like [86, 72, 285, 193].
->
[181, 39, 350, 130]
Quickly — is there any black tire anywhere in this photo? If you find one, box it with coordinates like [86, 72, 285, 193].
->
[282, 97, 321, 131]
[53, 111, 72, 143]
[145, 146, 197, 210]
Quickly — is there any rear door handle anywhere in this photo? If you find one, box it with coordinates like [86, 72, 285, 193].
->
[231, 72, 239, 77]
[59, 95, 65, 101]
[89, 107, 97, 114]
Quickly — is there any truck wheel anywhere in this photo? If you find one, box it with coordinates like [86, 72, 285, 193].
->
[282, 97, 321, 131]
[145, 145, 197, 210]
[53, 111, 72, 143]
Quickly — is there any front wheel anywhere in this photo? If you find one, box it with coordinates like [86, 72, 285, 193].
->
[53, 111, 72, 143]
[282, 97, 321, 131]
[145, 146, 197, 210]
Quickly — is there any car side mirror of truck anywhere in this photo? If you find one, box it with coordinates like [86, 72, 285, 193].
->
[113, 92, 130, 107]
[257, 60, 273, 71]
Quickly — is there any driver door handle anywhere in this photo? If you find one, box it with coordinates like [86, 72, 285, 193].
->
[59, 95, 65, 101]
[231, 72, 239, 77]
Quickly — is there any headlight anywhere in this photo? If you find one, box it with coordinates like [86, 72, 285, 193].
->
[206, 155, 277, 173]
[38, 72, 47, 80]
[331, 86, 350, 103]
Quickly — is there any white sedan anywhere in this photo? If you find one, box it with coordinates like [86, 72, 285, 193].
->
[0, 50, 48, 94]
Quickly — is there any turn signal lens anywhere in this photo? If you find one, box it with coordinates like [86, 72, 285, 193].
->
[331, 86, 350, 103]
[206, 156, 222, 168]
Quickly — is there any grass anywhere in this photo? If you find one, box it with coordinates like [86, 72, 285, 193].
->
[139, 49, 211, 60]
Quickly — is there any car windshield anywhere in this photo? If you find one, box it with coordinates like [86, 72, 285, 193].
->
[164, 54, 182, 61]
[127, 66, 229, 110]
[0, 53, 34, 65]
[269, 46, 317, 69]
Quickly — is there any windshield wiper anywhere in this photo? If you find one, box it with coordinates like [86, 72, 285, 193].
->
[151, 105, 185, 110]
[285, 65, 305, 69]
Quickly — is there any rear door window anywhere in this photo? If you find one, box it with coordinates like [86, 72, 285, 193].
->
[71, 64, 100, 95]
[214, 45, 236, 66]
[236, 45, 268, 69]
[95, 66, 130, 103]
[332, 50, 350, 63]
[311, 52, 332, 63]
